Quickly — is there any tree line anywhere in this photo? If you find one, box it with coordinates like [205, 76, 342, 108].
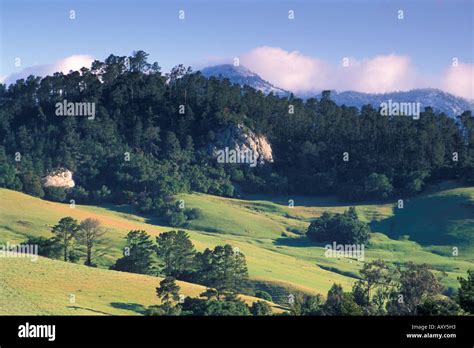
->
[285, 261, 473, 316]
[147, 260, 474, 316]
[294, 260, 473, 316]
[0, 50, 473, 217]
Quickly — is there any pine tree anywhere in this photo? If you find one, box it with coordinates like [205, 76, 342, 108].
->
[111, 230, 156, 275]
[51, 217, 79, 262]
[156, 230, 196, 279]
[77, 218, 106, 267]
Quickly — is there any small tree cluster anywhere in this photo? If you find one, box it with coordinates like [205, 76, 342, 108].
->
[307, 207, 370, 244]
[40, 216, 106, 266]
[111, 230, 248, 295]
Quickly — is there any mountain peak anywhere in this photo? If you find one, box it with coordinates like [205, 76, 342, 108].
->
[201, 64, 255, 77]
[200, 64, 290, 96]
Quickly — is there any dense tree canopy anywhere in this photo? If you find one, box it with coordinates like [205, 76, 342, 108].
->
[0, 50, 472, 214]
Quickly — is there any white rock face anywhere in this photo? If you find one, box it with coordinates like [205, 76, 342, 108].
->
[42, 168, 75, 188]
[210, 123, 274, 165]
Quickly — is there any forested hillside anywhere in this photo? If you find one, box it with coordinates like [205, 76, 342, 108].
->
[0, 51, 473, 214]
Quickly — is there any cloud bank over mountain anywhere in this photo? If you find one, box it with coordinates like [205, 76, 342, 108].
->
[241, 46, 474, 100]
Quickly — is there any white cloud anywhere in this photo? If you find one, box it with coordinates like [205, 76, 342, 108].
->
[340, 55, 420, 93]
[3, 55, 94, 85]
[442, 62, 474, 100]
[240, 46, 472, 99]
[241, 46, 330, 93]
[55, 55, 95, 74]
[241, 47, 422, 94]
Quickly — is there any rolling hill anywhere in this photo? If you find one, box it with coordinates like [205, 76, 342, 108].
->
[1, 183, 473, 314]
[0, 256, 283, 315]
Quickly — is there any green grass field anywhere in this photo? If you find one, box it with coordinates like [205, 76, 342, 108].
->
[0, 184, 473, 314]
[0, 256, 283, 315]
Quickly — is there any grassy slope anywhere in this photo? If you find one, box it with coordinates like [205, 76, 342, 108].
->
[0, 189, 355, 295]
[1, 183, 473, 314]
[180, 187, 474, 290]
[0, 256, 283, 315]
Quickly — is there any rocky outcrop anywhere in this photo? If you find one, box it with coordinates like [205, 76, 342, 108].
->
[42, 168, 75, 188]
[209, 123, 273, 166]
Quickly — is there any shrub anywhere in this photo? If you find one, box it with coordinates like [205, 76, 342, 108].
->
[255, 290, 273, 302]
[250, 301, 273, 316]
[168, 211, 187, 227]
[184, 208, 203, 220]
[24, 236, 61, 258]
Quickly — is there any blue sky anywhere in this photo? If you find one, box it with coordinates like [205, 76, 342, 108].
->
[1, 0, 473, 97]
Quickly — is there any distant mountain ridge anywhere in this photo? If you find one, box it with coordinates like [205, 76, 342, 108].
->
[201, 64, 474, 117]
[315, 89, 474, 117]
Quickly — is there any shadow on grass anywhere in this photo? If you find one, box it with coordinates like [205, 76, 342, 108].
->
[99, 203, 168, 227]
[243, 182, 469, 208]
[66, 306, 112, 315]
[110, 302, 147, 315]
[100, 203, 255, 236]
[243, 194, 350, 208]
[317, 264, 361, 280]
[370, 192, 474, 247]
[273, 236, 313, 248]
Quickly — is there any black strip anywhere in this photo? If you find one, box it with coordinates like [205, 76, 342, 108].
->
[0, 316, 472, 346]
